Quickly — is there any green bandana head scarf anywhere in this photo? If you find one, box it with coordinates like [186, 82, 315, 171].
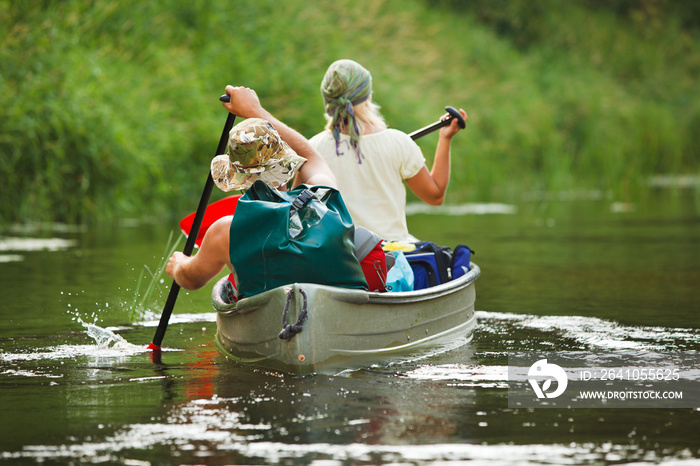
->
[321, 59, 372, 163]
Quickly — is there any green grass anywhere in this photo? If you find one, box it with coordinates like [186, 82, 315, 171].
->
[1, 0, 699, 223]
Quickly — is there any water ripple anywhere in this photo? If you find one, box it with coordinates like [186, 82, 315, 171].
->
[476, 311, 700, 352]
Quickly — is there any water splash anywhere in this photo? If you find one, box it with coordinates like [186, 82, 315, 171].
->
[0, 313, 147, 364]
[62, 290, 142, 350]
[82, 322, 142, 352]
[0, 327, 147, 364]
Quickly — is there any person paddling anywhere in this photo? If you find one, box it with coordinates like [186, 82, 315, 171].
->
[309, 59, 467, 242]
[166, 86, 338, 291]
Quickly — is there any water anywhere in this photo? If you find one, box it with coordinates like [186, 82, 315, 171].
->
[1, 187, 699, 465]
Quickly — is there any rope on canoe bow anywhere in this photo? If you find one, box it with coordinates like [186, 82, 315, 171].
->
[278, 288, 308, 340]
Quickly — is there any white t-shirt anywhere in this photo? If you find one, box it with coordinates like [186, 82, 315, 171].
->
[309, 129, 425, 241]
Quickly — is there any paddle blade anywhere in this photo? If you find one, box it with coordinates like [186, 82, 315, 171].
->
[147, 342, 162, 363]
[179, 194, 242, 247]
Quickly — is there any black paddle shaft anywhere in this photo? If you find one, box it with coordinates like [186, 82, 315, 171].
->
[150, 109, 236, 349]
[408, 106, 465, 140]
[222, 95, 462, 142]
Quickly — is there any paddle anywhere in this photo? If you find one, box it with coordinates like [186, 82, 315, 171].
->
[178, 105, 466, 243]
[408, 106, 465, 140]
[147, 105, 237, 352]
[179, 194, 242, 248]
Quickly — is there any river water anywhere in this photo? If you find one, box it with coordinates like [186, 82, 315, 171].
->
[1, 185, 699, 465]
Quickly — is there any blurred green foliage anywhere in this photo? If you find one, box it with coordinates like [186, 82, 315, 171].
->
[1, 0, 698, 223]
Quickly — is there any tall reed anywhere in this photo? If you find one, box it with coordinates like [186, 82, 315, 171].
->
[129, 230, 182, 322]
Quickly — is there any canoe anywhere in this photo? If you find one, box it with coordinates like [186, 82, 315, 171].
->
[212, 262, 480, 375]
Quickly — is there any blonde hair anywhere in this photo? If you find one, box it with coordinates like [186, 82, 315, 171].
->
[324, 98, 387, 135]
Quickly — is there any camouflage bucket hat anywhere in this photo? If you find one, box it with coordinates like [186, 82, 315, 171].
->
[211, 118, 306, 192]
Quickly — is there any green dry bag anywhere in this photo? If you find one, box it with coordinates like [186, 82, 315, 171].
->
[229, 180, 368, 298]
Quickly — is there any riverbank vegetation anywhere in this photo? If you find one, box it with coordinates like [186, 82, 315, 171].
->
[2, 0, 698, 223]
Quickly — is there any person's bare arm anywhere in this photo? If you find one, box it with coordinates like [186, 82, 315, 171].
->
[221, 85, 337, 188]
[166, 217, 233, 290]
[405, 108, 467, 205]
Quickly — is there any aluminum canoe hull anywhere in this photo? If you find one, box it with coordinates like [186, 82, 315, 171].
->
[213, 263, 480, 374]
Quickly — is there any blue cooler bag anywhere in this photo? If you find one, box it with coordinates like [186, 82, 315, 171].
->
[404, 242, 474, 290]
[451, 244, 473, 280]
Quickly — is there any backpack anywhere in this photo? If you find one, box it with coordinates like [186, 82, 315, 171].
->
[229, 180, 368, 298]
[404, 242, 474, 290]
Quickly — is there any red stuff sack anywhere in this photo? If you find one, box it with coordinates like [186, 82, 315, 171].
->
[355, 227, 387, 292]
[360, 241, 387, 291]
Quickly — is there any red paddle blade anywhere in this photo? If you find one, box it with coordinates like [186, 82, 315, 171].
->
[179, 194, 242, 248]
[147, 342, 162, 363]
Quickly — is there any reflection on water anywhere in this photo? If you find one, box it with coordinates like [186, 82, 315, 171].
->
[1, 191, 699, 464]
[0, 236, 77, 264]
[478, 311, 700, 352]
[406, 202, 518, 215]
[0, 237, 77, 252]
[3, 310, 700, 464]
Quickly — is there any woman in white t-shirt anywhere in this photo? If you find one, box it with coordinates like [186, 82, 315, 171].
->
[309, 59, 467, 242]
